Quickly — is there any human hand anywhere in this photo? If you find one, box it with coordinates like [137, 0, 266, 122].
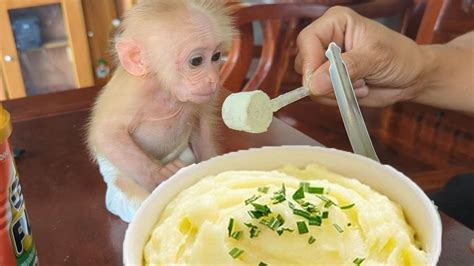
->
[295, 6, 431, 107]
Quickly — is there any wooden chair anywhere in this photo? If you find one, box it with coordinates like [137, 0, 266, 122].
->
[416, 0, 474, 44]
[381, 0, 474, 191]
[221, 0, 413, 97]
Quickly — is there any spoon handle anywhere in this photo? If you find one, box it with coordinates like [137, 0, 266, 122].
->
[271, 86, 309, 112]
[326, 42, 379, 162]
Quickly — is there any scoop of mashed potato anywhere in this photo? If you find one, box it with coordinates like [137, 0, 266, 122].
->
[144, 164, 428, 265]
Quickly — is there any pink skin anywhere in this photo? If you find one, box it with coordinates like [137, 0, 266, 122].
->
[191, 122, 219, 162]
[171, 15, 224, 105]
[91, 11, 224, 192]
[173, 45, 222, 104]
[160, 17, 223, 163]
[175, 42, 223, 161]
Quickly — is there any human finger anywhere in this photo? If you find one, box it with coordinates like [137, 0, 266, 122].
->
[357, 87, 405, 107]
[296, 7, 350, 88]
[308, 49, 373, 96]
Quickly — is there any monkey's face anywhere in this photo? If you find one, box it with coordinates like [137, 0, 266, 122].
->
[171, 41, 223, 105]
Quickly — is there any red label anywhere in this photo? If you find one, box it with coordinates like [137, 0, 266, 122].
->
[0, 141, 37, 266]
[0, 141, 17, 265]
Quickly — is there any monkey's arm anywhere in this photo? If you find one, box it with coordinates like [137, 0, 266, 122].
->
[191, 113, 220, 162]
[93, 123, 163, 191]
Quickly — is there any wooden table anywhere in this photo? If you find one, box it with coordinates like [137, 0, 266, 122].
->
[3, 87, 473, 265]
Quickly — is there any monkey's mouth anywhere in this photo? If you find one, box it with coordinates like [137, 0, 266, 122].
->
[194, 92, 215, 97]
[193, 89, 216, 98]
[192, 91, 215, 103]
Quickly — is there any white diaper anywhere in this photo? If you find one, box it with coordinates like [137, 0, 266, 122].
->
[97, 146, 196, 223]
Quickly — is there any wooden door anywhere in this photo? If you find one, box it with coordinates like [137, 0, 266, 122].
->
[82, 0, 119, 87]
[0, 0, 25, 98]
[0, 0, 93, 99]
[0, 65, 7, 100]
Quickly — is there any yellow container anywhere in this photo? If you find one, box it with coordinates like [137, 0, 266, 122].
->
[0, 104, 38, 266]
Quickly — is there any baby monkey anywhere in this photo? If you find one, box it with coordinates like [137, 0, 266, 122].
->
[87, 0, 234, 222]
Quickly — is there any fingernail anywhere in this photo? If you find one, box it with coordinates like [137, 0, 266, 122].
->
[311, 72, 332, 95]
[304, 70, 313, 88]
[354, 86, 369, 97]
[303, 63, 313, 76]
[353, 79, 366, 88]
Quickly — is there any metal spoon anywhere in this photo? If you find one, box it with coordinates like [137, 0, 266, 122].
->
[326, 42, 380, 162]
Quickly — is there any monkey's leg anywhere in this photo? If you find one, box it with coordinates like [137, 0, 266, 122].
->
[97, 156, 149, 223]
[105, 173, 149, 223]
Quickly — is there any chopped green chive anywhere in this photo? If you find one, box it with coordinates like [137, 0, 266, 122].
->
[245, 195, 261, 205]
[307, 186, 324, 194]
[271, 194, 286, 204]
[308, 216, 322, 226]
[227, 218, 234, 237]
[333, 223, 344, 233]
[298, 200, 307, 206]
[308, 236, 316, 244]
[258, 186, 270, 194]
[228, 247, 244, 259]
[260, 217, 276, 230]
[316, 195, 329, 201]
[248, 203, 271, 219]
[288, 201, 296, 210]
[260, 214, 285, 231]
[259, 262, 268, 266]
[269, 217, 282, 230]
[300, 182, 310, 191]
[297, 200, 318, 213]
[271, 184, 286, 204]
[293, 208, 312, 220]
[317, 195, 336, 208]
[276, 227, 294, 235]
[231, 231, 243, 240]
[297, 221, 309, 234]
[276, 214, 285, 227]
[248, 210, 260, 219]
[292, 186, 305, 200]
[353, 257, 365, 265]
[244, 223, 260, 238]
[252, 203, 271, 214]
[305, 205, 318, 213]
[322, 211, 329, 219]
[244, 222, 256, 228]
[324, 200, 334, 208]
[340, 203, 355, 209]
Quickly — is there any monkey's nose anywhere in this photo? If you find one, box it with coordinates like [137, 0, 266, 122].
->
[208, 70, 219, 84]
[207, 77, 216, 85]
[208, 78, 218, 91]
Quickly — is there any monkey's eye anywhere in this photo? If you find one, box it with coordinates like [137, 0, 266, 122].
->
[189, 56, 203, 67]
[211, 52, 221, 62]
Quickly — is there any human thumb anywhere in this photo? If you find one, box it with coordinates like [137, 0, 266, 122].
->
[307, 49, 371, 96]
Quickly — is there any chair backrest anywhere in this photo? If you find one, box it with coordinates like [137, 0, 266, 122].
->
[221, 0, 413, 97]
[379, 102, 474, 166]
[416, 0, 474, 44]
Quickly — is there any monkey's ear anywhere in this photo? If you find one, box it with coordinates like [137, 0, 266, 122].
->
[115, 41, 147, 76]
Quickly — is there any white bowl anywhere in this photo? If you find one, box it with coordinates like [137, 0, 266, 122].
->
[123, 146, 442, 265]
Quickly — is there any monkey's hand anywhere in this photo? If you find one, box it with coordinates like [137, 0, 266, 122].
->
[151, 160, 186, 188]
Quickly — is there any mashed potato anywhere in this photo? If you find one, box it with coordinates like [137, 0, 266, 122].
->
[144, 164, 428, 265]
